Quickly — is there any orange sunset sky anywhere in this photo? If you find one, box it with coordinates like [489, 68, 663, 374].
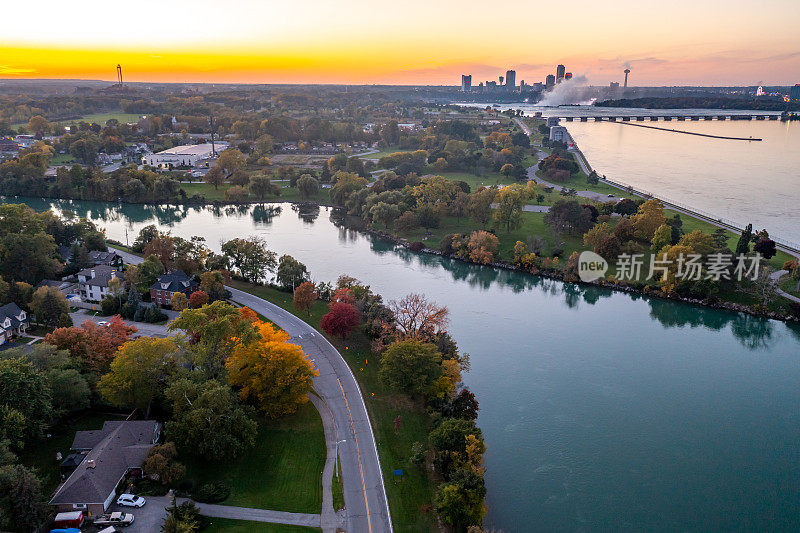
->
[2, 0, 799, 86]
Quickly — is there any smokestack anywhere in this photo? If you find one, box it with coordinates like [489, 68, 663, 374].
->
[624, 68, 630, 88]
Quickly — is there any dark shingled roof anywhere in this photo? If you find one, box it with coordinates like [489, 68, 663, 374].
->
[88, 250, 121, 265]
[149, 270, 198, 292]
[50, 420, 160, 506]
[0, 303, 26, 329]
[77, 265, 123, 287]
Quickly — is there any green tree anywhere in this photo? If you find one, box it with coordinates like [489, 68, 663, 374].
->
[735, 223, 753, 256]
[249, 175, 276, 202]
[468, 188, 495, 227]
[276, 255, 310, 291]
[165, 378, 257, 460]
[0, 464, 49, 533]
[0, 358, 53, 443]
[143, 442, 185, 485]
[379, 340, 443, 397]
[30, 285, 70, 328]
[492, 184, 525, 233]
[204, 165, 225, 190]
[330, 171, 368, 206]
[98, 337, 179, 418]
[167, 302, 258, 379]
[369, 202, 401, 229]
[221, 236, 276, 283]
[135, 254, 165, 293]
[296, 174, 320, 201]
[650, 224, 673, 253]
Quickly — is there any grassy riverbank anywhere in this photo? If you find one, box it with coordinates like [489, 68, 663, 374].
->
[228, 281, 439, 532]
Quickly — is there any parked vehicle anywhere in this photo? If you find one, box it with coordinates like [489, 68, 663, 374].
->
[97, 321, 110, 327]
[116, 493, 146, 507]
[93, 512, 134, 527]
[53, 511, 84, 529]
[50, 529, 81, 533]
[97, 527, 118, 533]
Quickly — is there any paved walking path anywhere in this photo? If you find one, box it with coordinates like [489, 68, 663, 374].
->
[148, 496, 323, 527]
[308, 393, 345, 532]
[769, 270, 800, 304]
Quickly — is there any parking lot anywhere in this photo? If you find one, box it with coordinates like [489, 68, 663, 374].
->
[91, 499, 167, 533]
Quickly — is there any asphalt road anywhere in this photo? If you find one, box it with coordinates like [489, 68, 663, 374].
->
[228, 287, 392, 533]
[112, 249, 392, 532]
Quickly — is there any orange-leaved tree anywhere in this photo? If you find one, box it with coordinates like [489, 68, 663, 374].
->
[293, 281, 317, 315]
[45, 315, 137, 374]
[226, 320, 318, 418]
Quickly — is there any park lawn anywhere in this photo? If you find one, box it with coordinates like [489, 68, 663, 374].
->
[332, 455, 344, 511]
[182, 401, 325, 514]
[357, 147, 408, 160]
[57, 112, 144, 126]
[51, 153, 76, 165]
[780, 275, 800, 297]
[435, 170, 515, 190]
[18, 411, 127, 496]
[202, 518, 320, 533]
[228, 282, 439, 533]
[178, 182, 303, 203]
[535, 168, 634, 198]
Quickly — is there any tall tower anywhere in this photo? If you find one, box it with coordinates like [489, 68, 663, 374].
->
[624, 68, 630, 88]
[461, 74, 472, 92]
[556, 64, 566, 83]
[116, 64, 123, 86]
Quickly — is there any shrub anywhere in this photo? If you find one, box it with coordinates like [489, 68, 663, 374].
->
[409, 241, 424, 252]
[192, 482, 230, 503]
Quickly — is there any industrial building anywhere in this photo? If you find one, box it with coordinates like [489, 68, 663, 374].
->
[142, 142, 227, 168]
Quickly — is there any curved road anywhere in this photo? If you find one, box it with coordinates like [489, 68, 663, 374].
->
[112, 249, 392, 532]
[229, 287, 392, 533]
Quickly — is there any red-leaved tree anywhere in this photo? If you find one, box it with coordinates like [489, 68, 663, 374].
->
[45, 315, 137, 374]
[189, 290, 209, 309]
[320, 301, 360, 339]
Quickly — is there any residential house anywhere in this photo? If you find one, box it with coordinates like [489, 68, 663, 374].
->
[50, 420, 161, 516]
[149, 270, 199, 307]
[88, 250, 124, 269]
[0, 303, 29, 345]
[77, 265, 123, 303]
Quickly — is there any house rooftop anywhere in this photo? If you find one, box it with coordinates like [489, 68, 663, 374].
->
[150, 270, 197, 293]
[77, 265, 123, 287]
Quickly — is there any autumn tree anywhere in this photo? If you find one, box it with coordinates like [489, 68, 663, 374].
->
[165, 378, 257, 460]
[389, 293, 449, 340]
[144, 235, 175, 270]
[650, 224, 673, 253]
[27, 115, 51, 138]
[467, 231, 499, 264]
[217, 149, 246, 175]
[189, 290, 209, 308]
[170, 292, 188, 311]
[143, 442, 185, 486]
[227, 320, 318, 418]
[204, 165, 225, 190]
[293, 281, 317, 314]
[167, 301, 258, 379]
[583, 222, 612, 251]
[250, 175, 277, 201]
[45, 315, 136, 374]
[320, 300, 360, 339]
[98, 337, 179, 418]
[379, 340, 443, 397]
[330, 171, 368, 206]
[199, 270, 227, 301]
[631, 199, 666, 241]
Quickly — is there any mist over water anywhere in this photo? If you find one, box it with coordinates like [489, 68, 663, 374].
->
[536, 75, 594, 106]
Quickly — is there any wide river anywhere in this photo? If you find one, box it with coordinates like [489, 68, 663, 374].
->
[14, 198, 800, 531]
[462, 103, 800, 247]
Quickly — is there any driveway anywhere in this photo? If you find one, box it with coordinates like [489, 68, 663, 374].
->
[69, 309, 171, 338]
[103, 498, 167, 533]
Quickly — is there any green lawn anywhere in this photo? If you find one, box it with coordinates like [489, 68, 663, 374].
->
[179, 182, 302, 203]
[356, 147, 409, 160]
[51, 153, 76, 165]
[228, 282, 438, 532]
[435, 170, 515, 190]
[18, 411, 127, 496]
[332, 455, 344, 511]
[780, 274, 799, 297]
[203, 518, 320, 533]
[182, 401, 325, 514]
[58, 112, 144, 126]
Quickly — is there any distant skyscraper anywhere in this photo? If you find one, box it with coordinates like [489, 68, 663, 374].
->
[610, 81, 620, 89]
[499, 75, 504, 85]
[565, 72, 572, 80]
[790, 84, 800, 101]
[624, 68, 630, 88]
[556, 64, 565, 82]
[545, 74, 556, 88]
[505, 70, 516, 88]
[461, 74, 472, 92]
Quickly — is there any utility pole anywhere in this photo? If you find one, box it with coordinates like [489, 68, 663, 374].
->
[209, 114, 216, 156]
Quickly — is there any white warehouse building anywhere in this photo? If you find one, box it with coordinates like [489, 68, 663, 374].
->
[143, 143, 227, 168]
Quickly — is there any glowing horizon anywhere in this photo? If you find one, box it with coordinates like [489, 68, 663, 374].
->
[2, 0, 799, 86]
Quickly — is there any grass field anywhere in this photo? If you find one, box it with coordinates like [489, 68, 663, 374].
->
[58, 112, 144, 126]
[356, 147, 409, 160]
[179, 182, 303, 203]
[203, 518, 320, 533]
[228, 282, 438, 532]
[51, 153, 76, 165]
[182, 401, 325, 514]
[18, 411, 127, 496]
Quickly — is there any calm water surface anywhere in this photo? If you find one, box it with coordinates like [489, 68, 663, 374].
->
[15, 198, 800, 532]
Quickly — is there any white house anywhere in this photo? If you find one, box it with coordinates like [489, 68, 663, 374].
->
[0, 303, 28, 345]
[77, 265, 123, 303]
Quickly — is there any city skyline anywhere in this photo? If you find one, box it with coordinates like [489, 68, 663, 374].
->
[1, 0, 799, 85]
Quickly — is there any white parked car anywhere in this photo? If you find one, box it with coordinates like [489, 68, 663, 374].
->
[116, 493, 146, 507]
[97, 321, 110, 327]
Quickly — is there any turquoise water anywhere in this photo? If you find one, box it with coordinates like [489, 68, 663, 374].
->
[13, 197, 800, 531]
